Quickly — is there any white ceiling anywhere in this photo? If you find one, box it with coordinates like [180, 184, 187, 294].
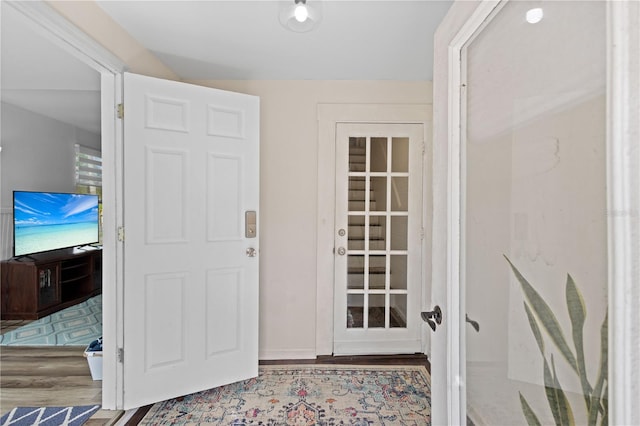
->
[1, 1, 452, 135]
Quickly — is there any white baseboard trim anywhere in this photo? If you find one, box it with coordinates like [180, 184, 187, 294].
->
[259, 349, 317, 361]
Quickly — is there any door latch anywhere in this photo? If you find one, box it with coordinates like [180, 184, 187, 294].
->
[245, 211, 257, 238]
[421, 305, 442, 331]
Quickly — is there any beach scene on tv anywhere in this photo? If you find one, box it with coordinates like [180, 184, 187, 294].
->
[13, 191, 99, 257]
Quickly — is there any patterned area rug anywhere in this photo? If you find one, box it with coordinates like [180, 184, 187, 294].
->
[0, 295, 101, 346]
[140, 365, 431, 425]
[0, 404, 100, 426]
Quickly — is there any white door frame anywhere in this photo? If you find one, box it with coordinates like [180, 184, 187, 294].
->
[7, 0, 125, 409]
[432, 0, 640, 424]
[316, 104, 433, 356]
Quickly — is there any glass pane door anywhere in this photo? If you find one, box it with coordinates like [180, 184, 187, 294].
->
[346, 135, 410, 329]
[463, 1, 608, 424]
[334, 123, 423, 354]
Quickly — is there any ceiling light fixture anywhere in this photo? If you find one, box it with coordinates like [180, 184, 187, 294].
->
[294, 0, 309, 22]
[526, 7, 544, 24]
[279, 0, 322, 33]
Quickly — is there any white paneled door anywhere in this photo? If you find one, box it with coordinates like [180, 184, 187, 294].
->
[333, 123, 423, 354]
[122, 73, 260, 409]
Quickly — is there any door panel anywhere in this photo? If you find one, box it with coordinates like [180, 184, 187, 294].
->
[432, 1, 608, 423]
[122, 73, 259, 409]
[334, 123, 423, 354]
[463, 2, 607, 424]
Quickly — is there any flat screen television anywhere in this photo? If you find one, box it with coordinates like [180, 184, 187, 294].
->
[13, 191, 100, 257]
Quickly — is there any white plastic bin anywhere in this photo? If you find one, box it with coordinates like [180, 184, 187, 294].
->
[84, 346, 103, 380]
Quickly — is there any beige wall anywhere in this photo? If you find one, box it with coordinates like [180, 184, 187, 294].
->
[187, 80, 432, 358]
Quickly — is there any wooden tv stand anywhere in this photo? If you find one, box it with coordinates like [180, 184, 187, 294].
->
[1, 247, 102, 320]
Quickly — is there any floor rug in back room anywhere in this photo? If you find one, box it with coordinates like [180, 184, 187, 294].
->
[140, 364, 431, 425]
[0, 295, 101, 346]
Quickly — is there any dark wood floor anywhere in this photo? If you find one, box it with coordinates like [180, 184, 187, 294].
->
[126, 354, 431, 425]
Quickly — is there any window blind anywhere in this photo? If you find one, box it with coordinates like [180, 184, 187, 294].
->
[75, 144, 102, 188]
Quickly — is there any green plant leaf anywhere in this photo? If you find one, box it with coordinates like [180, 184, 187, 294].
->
[599, 384, 608, 426]
[505, 256, 578, 374]
[566, 274, 593, 410]
[519, 392, 542, 426]
[524, 301, 545, 354]
[588, 311, 608, 426]
[551, 355, 576, 426]
[543, 355, 562, 425]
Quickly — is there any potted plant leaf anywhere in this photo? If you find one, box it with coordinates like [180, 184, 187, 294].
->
[505, 256, 607, 426]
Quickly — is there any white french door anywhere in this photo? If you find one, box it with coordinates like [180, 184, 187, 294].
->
[122, 73, 260, 409]
[333, 123, 423, 355]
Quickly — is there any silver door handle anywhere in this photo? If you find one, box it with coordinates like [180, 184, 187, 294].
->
[246, 247, 257, 257]
[337, 247, 346, 256]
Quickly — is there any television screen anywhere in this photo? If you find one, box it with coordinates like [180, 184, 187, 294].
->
[13, 191, 100, 257]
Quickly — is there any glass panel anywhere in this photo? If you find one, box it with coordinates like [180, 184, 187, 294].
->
[390, 255, 407, 290]
[370, 137, 387, 172]
[368, 216, 386, 251]
[348, 177, 367, 212]
[464, 2, 607, 425]
[391, 137, 409, 172]
[370, 177, 387, 211]
[390, 216, 408, 250]
[347, 294, 364, 328]
[348, 215, 366, 250]
[390, 294, 407, 328]
[347, 255, 364, 289]
[390, 177, 408, 211]
[368, 294, 386, 328]
[37, 265, 59, 308]
[348, 137, 366, 172]
[368, 255, 386, 289]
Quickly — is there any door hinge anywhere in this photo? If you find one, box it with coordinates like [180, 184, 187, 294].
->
[118, 347, 124, 363]
[422, 142, 426, 155]
[420, 227, 425, 240]
[118, 226, 125, 242]
[117, 103, 124, 119]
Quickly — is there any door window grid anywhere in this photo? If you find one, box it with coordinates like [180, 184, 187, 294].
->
[347, 136, 409, 329]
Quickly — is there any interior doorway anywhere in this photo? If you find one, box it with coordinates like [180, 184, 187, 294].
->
[333, 123, 424, 355]
[0, 2, 103, 340]
[0, 0, 125, 410]
[315, 104, 433, 357]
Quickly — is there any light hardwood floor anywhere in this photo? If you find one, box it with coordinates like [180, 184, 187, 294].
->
[0, 346, 123, 425]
